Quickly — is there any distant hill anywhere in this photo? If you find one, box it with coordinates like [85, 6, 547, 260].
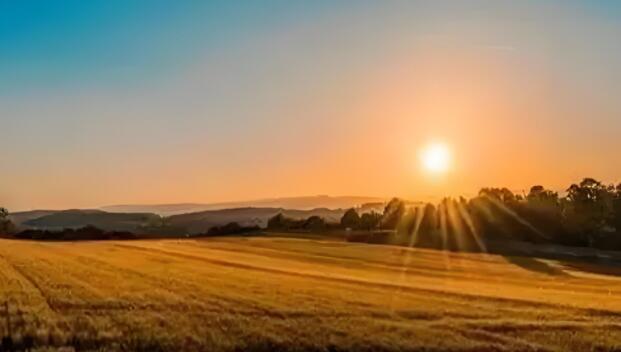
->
[167, 207, 350, 234]
[9, 210, 59, 229]
[11, 207, 368, 235]
[23, 209, 159, 232]
[13, 199, 387, 235]
[101, 195, 385, 216]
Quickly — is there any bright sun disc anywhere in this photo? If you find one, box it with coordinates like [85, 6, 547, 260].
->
[421, 143, 451, 173]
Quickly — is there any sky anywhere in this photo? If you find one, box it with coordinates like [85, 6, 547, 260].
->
[2, 0, 621, 211]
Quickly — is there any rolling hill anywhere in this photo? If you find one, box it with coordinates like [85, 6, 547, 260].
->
[8, 210, 59, 228]
[10, 205, 383, 235]
[22, 209, 159, 232]
[11, 197, 387, 235]
[166, 207, 348, 234]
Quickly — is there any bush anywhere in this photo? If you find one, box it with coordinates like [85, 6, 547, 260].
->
[14, 226, 136, 241]
[340, 208, 360, 229]
[206, 222, 260, 236]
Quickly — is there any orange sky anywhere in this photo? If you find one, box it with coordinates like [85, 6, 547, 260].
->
[2, 1, 621, 211]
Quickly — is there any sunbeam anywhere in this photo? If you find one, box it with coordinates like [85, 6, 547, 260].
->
[390, 207, 425, 312]
[484, 196, 550, 240]
[456, 201, 488, 253]
[438, 202, 452, 270]
[446, 199, 470, 252]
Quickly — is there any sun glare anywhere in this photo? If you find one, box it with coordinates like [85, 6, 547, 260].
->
[421, 142, 451, 174]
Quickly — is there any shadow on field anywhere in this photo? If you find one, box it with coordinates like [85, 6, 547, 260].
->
[504, 256, 568, 276]
[561, 261, 621, 278]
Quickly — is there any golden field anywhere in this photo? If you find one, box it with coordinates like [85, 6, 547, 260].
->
[0, 236, 620, 351]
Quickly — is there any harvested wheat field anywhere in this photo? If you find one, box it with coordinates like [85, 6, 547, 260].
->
[0, 236, 620, 351]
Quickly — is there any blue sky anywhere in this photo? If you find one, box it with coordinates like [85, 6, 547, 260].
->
[0, 0, 339, 94]
[2, 0, 619, 93]
[2, 1, 621, 210]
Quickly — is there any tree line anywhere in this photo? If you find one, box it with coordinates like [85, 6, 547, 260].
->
[267, 178, 621, 251]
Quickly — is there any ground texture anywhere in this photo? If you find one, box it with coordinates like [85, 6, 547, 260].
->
[0, 236, 620, 351]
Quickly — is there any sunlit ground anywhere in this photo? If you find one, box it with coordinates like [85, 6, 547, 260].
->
[0, 237, 620, 351]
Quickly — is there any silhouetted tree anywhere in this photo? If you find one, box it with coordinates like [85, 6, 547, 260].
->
[209, 222, 241, 235]
[469, 193, 512, 241]
[340, 208, 360, 229]
[395, 207, 417, 244]
[519, 185, 565, 243]
[304, 216, 326, 232]
[359, 211, 381, 231]
[207, 222, 260, 235]
[72, 225, 106, 240]
[435, 198, 465, 250]
[380, 198, 406, 229]
[563, 178, 613, 245]
[415, 203, 438, 247]
[613, 183, 621, 234]
[527, 185, 559, 205]
[479, 187, 517, 205]
[0, 207, 15, 235]
[267, 213, 286, 230]
[13, 226, 135, 241]
[333, 179, 621, 251]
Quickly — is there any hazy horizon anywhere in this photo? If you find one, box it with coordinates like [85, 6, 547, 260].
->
[3, 0, 621, 210]
[8, 185, 587, 213]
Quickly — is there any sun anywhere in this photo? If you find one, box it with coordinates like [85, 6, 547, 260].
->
[420, 142, 451, 174]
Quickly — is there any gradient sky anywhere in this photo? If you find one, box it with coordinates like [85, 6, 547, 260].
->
[2, 0, 621, 211]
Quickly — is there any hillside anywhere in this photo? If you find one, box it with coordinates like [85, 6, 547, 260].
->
[23, 209, 159, 231]
[11, 207, 359, 235]
[8, 210, 59, 228]
[167, 207, 348, 234]
[102, 195, 385, 216]
[0, 236, 620, 351]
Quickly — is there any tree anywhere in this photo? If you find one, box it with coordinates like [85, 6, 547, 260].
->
[395, 207, 415, 240]
[340, 208, 360, 229]
[267, 213, 286, 230]
[469, 189, 526, 241]
[0, 208, 14, 235]
[479, 187, 517, 204]
[359, 211, 381, 231]
[380, 198, 406, 229]
[611, 183, 621, 234]
[519, 185, 565, 243]
[563, 178, 614, 245]
[527, 185, 559, 205]
[304, 216, 326, 232]
[419, 204, 437, 234]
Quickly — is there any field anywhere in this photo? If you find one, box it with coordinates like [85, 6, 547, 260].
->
[0, 236, 620, 351]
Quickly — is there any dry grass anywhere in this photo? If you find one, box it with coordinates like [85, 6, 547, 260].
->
[0, 235, 620, 351]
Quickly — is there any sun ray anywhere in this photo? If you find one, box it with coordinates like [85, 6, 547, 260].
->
[438, 202, 452, 270]
[446, 199, 470, 252]
[390, 207, 426, 313]
[457, 201, 488, 253]
[484, 196, 550, 240]
[470, 198, 515, 238]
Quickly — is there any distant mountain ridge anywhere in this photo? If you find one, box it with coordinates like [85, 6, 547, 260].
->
[101, 195, 386, 216]
[9, 198, 387, 235]
[8, 210, 59, 228]
[22, 209, 159, 232]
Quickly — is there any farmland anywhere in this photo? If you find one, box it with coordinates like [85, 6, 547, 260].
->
[0, 236, 620, 351]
